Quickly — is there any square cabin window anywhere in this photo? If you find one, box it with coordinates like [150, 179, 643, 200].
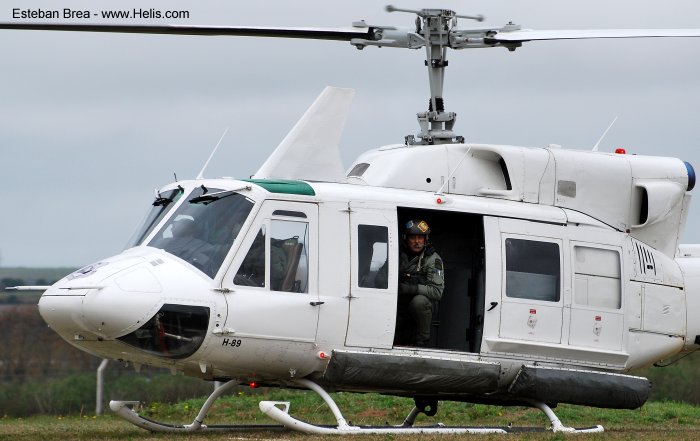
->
[505, 238, 560, 302]
[357, 225, 389, 289]
[573, 246, 621, 309]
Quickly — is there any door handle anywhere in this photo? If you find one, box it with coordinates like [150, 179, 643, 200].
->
[487, 302, 498, 312]
[310, 301, 325, 306]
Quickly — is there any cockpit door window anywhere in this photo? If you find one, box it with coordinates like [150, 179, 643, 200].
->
[270, 219, 309, 293]
[232, 219, 310, 293]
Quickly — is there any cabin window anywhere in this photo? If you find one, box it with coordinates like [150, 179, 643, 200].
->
[505, 238, 560, 302]
[357, 225, 389, 289]
[573, 246, 621, 309]
[348, 163, 371, 178]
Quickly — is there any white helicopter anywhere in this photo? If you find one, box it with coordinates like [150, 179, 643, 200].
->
[4, 4, 700, 435]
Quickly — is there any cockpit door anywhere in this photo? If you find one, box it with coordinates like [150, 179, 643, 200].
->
[221, 200, 319, 343]
[345, 203, 397, 348]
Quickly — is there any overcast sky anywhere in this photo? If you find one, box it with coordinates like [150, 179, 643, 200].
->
[1, 0, 700, 267]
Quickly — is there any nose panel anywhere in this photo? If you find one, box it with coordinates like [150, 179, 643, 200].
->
[114, 267, 163, 294]
[38, 288, 90, 336]
[81, 267, 163, 338]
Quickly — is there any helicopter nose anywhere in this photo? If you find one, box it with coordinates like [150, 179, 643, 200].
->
[39, 254, 164, 340]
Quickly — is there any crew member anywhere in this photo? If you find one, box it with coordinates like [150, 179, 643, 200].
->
[395, 219, 445, 347]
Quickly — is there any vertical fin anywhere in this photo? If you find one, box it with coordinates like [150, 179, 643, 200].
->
[253, 87, 355, 182]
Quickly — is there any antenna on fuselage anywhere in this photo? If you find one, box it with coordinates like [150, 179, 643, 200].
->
[196, 127, 229, 179]
[592, 116, 619, 152]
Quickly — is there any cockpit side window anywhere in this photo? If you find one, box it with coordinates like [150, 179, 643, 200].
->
[148, 187, 254, 278]
[234, 227, 266, 288]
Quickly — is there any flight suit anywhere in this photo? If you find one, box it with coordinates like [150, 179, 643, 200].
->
[396, 244, 445, 346]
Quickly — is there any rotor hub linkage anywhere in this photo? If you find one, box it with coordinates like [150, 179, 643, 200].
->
[386, 7, 481, 146]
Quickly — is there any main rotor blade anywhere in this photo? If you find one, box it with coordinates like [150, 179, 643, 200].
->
[0, 23, 374, 41]
[488, 28, 700, 43]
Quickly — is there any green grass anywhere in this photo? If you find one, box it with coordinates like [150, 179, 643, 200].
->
[1, 391, 699, 441]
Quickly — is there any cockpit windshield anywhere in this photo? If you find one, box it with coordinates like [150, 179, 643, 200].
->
[148, 186, 254, 278]
[126, 187, 185, 248]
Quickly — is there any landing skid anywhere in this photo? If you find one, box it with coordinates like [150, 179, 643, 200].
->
[260, 379, 604, 434]
[110, 380, 284, 432]
[110, 377, 604, 434]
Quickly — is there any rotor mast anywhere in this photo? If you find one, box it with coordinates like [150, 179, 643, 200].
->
[387, 6, 484, 145]
[4, 7, 699, 147]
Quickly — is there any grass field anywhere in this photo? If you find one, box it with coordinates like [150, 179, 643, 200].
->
[1, 390, 699, 441]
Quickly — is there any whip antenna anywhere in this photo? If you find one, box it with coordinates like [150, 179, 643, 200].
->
[592, 116, 618, 152]
[436, 146, 472, 195]
[197, 127, 229, 179]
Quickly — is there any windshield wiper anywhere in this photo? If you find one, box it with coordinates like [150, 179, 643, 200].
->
[189, 186, 251, 205]
[153, 196, 172, 207]
[152, 186, 185, 206]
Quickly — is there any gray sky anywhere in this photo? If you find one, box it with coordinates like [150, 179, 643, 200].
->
[1, 0, 700, 267]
